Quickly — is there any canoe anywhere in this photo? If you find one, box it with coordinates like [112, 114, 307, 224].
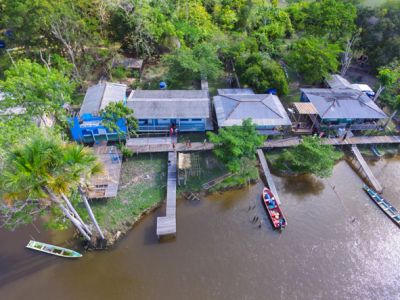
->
[370, 145, 383, 158]
[363, 185, 400, 227]
[262, 187, 286, 230]
[26, 240, 82, 258]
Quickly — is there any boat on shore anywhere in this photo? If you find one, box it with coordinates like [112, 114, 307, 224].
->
[26, 240, 82, 258]
[262, 187, 286, 230]
[363, 185, 400, 227]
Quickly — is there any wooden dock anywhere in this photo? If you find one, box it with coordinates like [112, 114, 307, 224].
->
[264, 135, 400, 148]
[156, 152, 177, 238]
[349, 145, 383, 193]
[257, 149, 281, 204]
[126, 135, 400, 154]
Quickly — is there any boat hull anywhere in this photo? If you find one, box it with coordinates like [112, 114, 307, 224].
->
[26, 240, 82, 258]
[363, 185, 400, 227]
[262, 187, 286, 230]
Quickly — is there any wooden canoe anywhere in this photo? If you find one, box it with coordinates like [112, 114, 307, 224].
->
[363, 185, 400, 227]
[26, 240, 82, 258]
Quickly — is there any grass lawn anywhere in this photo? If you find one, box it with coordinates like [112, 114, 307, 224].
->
[90, 153, 168, 232]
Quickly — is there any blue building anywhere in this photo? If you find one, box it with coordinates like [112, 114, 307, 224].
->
[70, 82, 128, 143]
[127, 90, 212, 132]
[300, 87, 387, 131]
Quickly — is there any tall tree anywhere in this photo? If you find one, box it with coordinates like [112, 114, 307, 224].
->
[0, 133, 103, 240]
[207, 119, 264, 173]
[374, 62, 400, 102]
[275, 136, 343, 178]
[0, 59, 75, 126]
[302, 0, 357, 42]
[356, 1, 400, 69]
[237, 52, 289, 95]
[286, 36, 341, 84]
[100, 101, 138, 140]
[163, 42, 223, 87]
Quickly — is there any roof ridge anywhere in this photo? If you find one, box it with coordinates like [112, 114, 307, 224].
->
[98, 83, 107, 113]
[261, 95, 283, 118]
[358, 97, 387, 117]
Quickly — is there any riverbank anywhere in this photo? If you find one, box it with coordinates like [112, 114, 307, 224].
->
[87, 151, 247, 248]
[89, 153, 168, 247]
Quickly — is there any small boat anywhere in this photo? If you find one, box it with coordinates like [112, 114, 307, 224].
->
[26, 240, 82, 258]
[262, 187, 286, 229]
[370, 145, 383, 158]
[363, 185, 400, 227]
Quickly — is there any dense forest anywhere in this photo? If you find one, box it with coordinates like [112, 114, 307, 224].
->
[0, 1, 399, 96]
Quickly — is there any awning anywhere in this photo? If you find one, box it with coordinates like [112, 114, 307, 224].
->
[293, 102, 318, 115]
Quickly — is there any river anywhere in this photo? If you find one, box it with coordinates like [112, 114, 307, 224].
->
[1, 157, 400, 300]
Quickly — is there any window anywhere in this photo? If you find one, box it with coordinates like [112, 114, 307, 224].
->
[191, 119, 202, 122]
[180, 119, 189, 122]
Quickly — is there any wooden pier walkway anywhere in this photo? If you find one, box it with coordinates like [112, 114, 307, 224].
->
[264, 135, 400, 148]
[257, 149, 281, 204]
[127, 135, 400, 153]
[156, 152, 177, 238]
[350, 145, 383, 193]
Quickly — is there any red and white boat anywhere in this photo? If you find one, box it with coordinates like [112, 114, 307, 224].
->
[262, 187, 286, 230]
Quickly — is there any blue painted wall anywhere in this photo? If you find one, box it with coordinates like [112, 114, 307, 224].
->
[69, 114, 127, 143]
[138, 118, 206, 132]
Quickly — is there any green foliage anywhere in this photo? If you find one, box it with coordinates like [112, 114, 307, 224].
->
[286, 36, 341, 84]
[0, 131, 102, 229]
[0, 59, 75, 125]
[163, 42, 223, 87]
[207, 119, 264, 173]
[111, 66, 129, 80]
[289, 0, 357, 42]
[119, 145, 134, 160]
[100, 102, 138, 139]
[275, 136, 343, 178]
[247, 4, 294, 51]
[357, 1, 400, 69]
[237, 53, 289, 94]
[377, 61, 400, 110]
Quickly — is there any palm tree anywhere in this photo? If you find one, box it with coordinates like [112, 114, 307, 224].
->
[0, 133, 104, 241]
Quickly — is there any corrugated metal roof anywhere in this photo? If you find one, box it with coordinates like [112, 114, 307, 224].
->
[79, 82, 127, 117]
[214, 90, 292, 127]
[127, 90, 210, 119]
[217, 88, 255, 95]
[301, 88, 387, 120]
[293, 102, 318, 114]
[326, 74, 352, 89]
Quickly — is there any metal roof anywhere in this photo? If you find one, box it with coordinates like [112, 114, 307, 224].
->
[301, 88, 387, 120]
[214, 90, 292, 127]
[79, 82, 127, 117]
[127, 90, 210, 119]
[326, 74, 352, 89]
[293, 102, 318, 115]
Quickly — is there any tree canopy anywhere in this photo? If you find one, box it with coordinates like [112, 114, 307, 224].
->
[0, 59, 75, 125]
[286, 36, 341, 84]
[275, 136, 343, 178]
[207, 119, 264, 173]
[100, 101, 138, 138]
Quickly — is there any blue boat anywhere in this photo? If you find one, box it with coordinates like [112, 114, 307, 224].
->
[370, 145, 383, 158]
[363, 185, 400, 226]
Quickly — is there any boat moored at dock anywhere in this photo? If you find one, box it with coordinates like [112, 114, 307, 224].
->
[26, 240, 82, 258]
[363, 185, 400, 227]
[262, 187, 286, 230]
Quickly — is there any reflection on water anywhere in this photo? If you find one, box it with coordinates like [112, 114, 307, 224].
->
[280, 174, 325, 196]
[1, 158, 400, 300]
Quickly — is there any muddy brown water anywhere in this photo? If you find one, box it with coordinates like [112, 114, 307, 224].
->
[1, 157, 400, 300]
